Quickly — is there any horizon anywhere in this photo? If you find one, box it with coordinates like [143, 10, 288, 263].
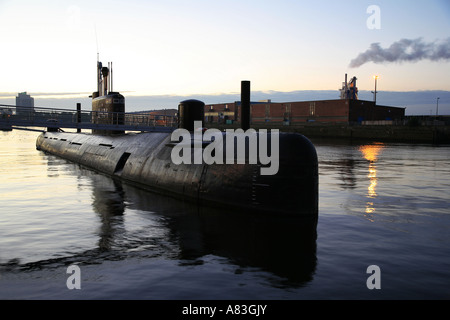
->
[1, 89, 449, 116]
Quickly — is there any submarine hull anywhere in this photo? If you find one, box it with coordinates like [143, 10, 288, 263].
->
[36, 131, 318, 217]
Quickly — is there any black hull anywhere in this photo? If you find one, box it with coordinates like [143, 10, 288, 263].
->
[36, 131, 318, 218]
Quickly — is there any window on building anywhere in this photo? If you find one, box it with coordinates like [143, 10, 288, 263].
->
[309, 102, 316, 116]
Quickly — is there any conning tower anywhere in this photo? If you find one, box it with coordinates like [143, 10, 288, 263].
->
[91, 60, 125, 135]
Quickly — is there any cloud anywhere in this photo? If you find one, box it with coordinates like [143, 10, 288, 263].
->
[349, 38, 450, 68]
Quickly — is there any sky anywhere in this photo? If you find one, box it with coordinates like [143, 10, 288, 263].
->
[0, 0, 449, 113]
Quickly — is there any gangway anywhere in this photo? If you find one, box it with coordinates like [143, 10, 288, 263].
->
[0, 104, 177, 133]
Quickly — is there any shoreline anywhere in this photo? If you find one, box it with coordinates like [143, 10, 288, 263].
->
[211, 123, 450, 144]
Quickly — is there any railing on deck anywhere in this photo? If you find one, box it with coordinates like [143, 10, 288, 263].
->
[0, 104, 177, 132]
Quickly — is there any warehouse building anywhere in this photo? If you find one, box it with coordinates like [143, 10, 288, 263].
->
[204, 75, 405, 125]
[204, 99, 405, 126]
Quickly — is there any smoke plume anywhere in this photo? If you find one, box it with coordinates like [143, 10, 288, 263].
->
[349, 38, 450, 68]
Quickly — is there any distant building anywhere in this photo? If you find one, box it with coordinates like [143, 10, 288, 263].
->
[15, 92, 35, 115]
[204, 99, 405, 125]
[204, 74, 405, 126]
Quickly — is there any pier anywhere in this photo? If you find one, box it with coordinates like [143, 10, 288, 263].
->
[0, 104, 176, 133]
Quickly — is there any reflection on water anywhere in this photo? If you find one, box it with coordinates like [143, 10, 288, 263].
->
[359, 143, 384, 198]
[91, 177, 126, 252]
[358, 143, 385, 221]
[88, 169, 318, 288]
[2, 157, 318, 289]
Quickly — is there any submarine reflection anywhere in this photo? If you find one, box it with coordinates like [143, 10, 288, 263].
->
[84, 167, 318, 288]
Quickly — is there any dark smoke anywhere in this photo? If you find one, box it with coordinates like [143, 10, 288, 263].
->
[349, 38, 450, 68]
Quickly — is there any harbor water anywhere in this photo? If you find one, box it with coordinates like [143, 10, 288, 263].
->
[1, 129, 449, 300]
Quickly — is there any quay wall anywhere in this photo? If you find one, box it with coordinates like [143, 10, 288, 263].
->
[212, 123, 450, 144]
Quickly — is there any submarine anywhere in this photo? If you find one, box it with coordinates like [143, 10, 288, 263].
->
[36, 60, 318, 219]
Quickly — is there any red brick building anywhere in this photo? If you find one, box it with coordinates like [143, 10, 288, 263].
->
[204, 99, 405, 125]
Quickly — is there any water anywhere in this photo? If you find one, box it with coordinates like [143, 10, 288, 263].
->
[1, 129, 450, 300]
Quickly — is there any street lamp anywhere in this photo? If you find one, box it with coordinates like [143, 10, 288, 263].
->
[436, 97, 440, 117]
[372, 75, 379, 105]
